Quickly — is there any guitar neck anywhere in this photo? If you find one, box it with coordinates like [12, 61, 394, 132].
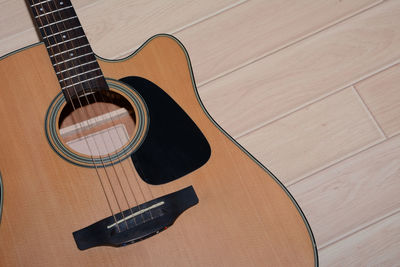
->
[27, 0, 108, 102]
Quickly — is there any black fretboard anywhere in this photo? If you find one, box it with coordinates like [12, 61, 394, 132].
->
[27, 0, 108, 102]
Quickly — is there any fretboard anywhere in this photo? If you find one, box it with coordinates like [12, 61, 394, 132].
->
[27, 0, 108, 102]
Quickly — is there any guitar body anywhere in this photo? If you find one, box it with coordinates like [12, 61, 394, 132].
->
[0, 35, 317, 266]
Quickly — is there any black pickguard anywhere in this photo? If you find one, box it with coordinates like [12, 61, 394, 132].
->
[121, 77, 211, 185]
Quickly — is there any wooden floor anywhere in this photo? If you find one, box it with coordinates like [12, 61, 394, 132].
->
[1, 0, 399, 266]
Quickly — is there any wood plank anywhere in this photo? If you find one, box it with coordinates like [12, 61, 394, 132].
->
[0, 0, 94, 41]
[356, 64, 400, 137]
[0, 0, 242, 57]
[199, 0, 400, 137]
[0, 0, 96, 56]
[175, 0, 380, 84]
[83, 0, 244, 59]
[319, 212, 400, 266]
[288, 134, 400, 247]
[237, 88, 383, 183]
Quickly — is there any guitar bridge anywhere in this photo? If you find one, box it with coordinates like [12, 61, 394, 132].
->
[73, 186, 198, 250]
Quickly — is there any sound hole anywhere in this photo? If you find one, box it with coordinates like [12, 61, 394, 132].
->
[58, 90, 136, 157]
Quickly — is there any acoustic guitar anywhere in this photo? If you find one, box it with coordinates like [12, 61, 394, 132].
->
[0, 1, 317, 266]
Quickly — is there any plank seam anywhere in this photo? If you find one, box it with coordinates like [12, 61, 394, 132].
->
[286, 112, 400, 187]
[1, 0, 249, 58]
[355, 62, 400, 83]
[318, 208, 400, 250]
[352, 85, 387, 139]
[388, 129, 400, 138]
[113, 0, 249, 59]
[0, 0, 101, 43]
[285, 87, 400, 185]
[169, 0, 248, 35]
[196, 0, 384, 87]
[234, 58, 400, 140]
[285, 137, 385, 187]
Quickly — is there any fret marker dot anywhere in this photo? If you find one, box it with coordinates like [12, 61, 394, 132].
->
[62, 35, 67, 39]
[70, 53, 74, 57]
[60, 1, 64, 5]
[40, 8, 43, 11]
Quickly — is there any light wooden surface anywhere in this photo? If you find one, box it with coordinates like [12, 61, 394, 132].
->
[356, 64, 400, 138]
[1, 0, 400, 265]
[238, 87, 384, 184]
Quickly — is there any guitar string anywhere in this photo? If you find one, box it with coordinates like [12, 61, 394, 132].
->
[52, 0, 155, 205]
[41, 0, 154, 225]
[37, 0, 132, 229]
[30, 0, 125, 230]
[33, 0, 156, 229]
[48, 0, 152, 222]
[93, 91, 153, 221]
[27, 0, 124, 230]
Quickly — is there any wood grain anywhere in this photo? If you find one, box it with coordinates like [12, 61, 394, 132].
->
[174, 0, 381, 84]
[0, 0, 243, 57]
[1, 0, 400, 265]
[319, 212, 400, 267]
[237, 88, 383, 184]
[199, 0, 400, 137]
[289, 134, 400, 247]
[80, 0, 244, 59]
[0, 0, 96, 55]
[0, 0, 94, 40]
[355, 64, 400, 137]
[0, 37, 316, 266]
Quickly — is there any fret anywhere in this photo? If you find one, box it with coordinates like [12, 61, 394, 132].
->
[62, 75, 104, 90]
[52, 55, 96, 73]
[59, 68, 101, 83]
[30, 0, 51, 7]
[40, 25, 82, 43]
[46, 35, 85, 48]
[43, 26, 82, 39]
[38, 16, 77, 29]
[63, 77, 108, 102]
[55, 60, 98, 75]
[53, 52, 94, 66]
[46, 39, 88, 57]
[41, 28, 85, 49]
[33, 4, 77, 29]
[50, 44, 90, 58]
[58, 69, 103, 90]
[27, 0, 109, 101]
[35, 6, 72, 18]
[51, 45, 92, 65]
